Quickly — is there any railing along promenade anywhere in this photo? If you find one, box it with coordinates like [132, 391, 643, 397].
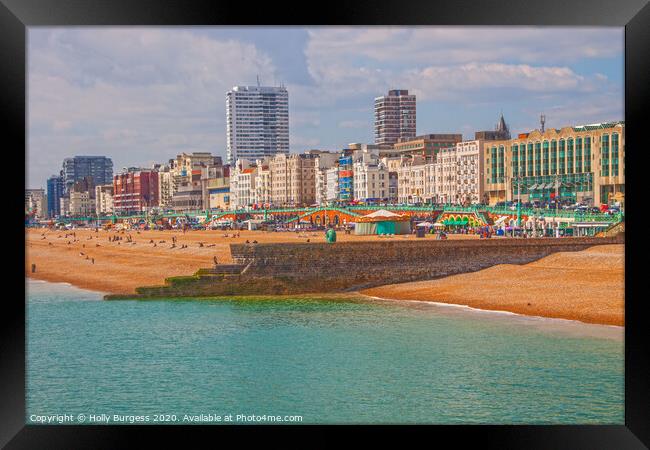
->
[46, 204, 623, 225]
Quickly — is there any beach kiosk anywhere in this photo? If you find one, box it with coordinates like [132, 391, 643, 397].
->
[353, 209, 411, 235]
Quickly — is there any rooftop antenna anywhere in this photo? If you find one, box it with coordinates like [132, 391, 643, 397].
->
[540, 113, 546, 133]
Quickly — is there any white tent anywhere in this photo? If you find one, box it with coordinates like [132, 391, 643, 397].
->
[416, 221, 434, 227]
[364, 209, 402, 219]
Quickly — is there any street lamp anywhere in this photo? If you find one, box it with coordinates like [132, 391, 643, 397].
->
[552, 174, 561, 237]
[515, 159, 523, 229]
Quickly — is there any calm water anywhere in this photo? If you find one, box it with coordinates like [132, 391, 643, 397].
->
[26, 279, 624, 424]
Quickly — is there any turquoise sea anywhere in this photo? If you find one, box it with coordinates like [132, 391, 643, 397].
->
[26, 279, 624, 424]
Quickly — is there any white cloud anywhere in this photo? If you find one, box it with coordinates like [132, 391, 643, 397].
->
[28, 28, 277, 187]
[301, 27, 621, 103]
[306, 27, 622, 67]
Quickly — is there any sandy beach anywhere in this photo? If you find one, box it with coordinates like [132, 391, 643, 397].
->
[25, 228, 623, 326]
[25, 227, 476, 294]
[362, 244, 624, 326]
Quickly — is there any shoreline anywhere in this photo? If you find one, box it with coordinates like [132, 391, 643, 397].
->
[359, 294, 624, 330]
[25, 277, 623, 338]
[360, 244, 624, 327]
[26, 229, 623, 326]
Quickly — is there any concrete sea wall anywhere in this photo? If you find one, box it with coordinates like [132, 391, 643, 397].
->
[107, 234, 624, 299]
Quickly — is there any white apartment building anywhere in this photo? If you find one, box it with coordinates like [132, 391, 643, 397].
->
[396, 155, 428, 203]
[313, 151, 341, 205]
[433, 140, 484, 204]
[230, 159, 257, 209]
[270, 153, 319, 207]
[434, 147, 458, 204]
[253, 160, 272, 206]
[95, 184, 114, 215]
[456, 140, 484, 204]
[226, 85, 289, 165]
[352, 159, 391, 202]
[325, 167, 339, 203]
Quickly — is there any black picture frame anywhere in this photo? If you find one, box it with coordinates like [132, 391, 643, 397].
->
[4, 0, 648, 447]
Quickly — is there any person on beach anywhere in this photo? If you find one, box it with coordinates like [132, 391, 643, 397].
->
[213, 256, 218, 267]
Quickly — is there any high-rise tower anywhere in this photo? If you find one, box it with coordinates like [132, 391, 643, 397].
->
[226, 85, 289, 165]
[374, 89, 416, 145]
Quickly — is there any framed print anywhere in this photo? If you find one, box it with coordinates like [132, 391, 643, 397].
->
[3, 0, 649, 447]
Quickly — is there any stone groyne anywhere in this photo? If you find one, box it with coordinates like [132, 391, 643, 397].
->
[105, 234, 624, 299]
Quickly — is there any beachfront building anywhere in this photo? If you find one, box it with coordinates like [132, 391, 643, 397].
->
[46, 173, 64, 218]
[335, 144, 392, 203]
[253, 161, 271, 207]
[226, 84, 289, 165]
[25, 189, 46, 218]
[170, 183, 203, 212]
[269, 152, 320, 207]
[157, 153, 222, 209]
[95, 185, 114, 215]
[112, 168, 159, 214]
[456, 140, 486, 205]
[156, 166, 174, 209]
[338, 154, 354, 202]
[483, 121, 625, 206]
[352, 156, 392, 203]
[394, 133, 463, 162]
[69, 190, 96, 216]
[172, 152, 220, 177]
[59, 196, 70, 217]
[62, 156, 113, 192]
[324, 167, 340, 204]
[374, 89, 416, 145]
[314, 151, 341, 206]
[201, 164, 230, 210]
[433, 147, 458, 204]
[396, 155, 429, 204]
[230, 159, 258, 209]
[431, 140, 486, 205]
[235, 167, 256, 208]
[170, 166, 204, 213]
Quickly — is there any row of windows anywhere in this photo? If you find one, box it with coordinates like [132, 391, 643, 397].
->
[490, 134, 622, 181]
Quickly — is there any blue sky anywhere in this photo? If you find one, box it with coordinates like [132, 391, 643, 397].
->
[27, 26, 624, 188]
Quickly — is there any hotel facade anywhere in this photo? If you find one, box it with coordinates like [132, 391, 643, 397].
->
[483, 121, 625, 206]
[112, 168, 160, 214]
